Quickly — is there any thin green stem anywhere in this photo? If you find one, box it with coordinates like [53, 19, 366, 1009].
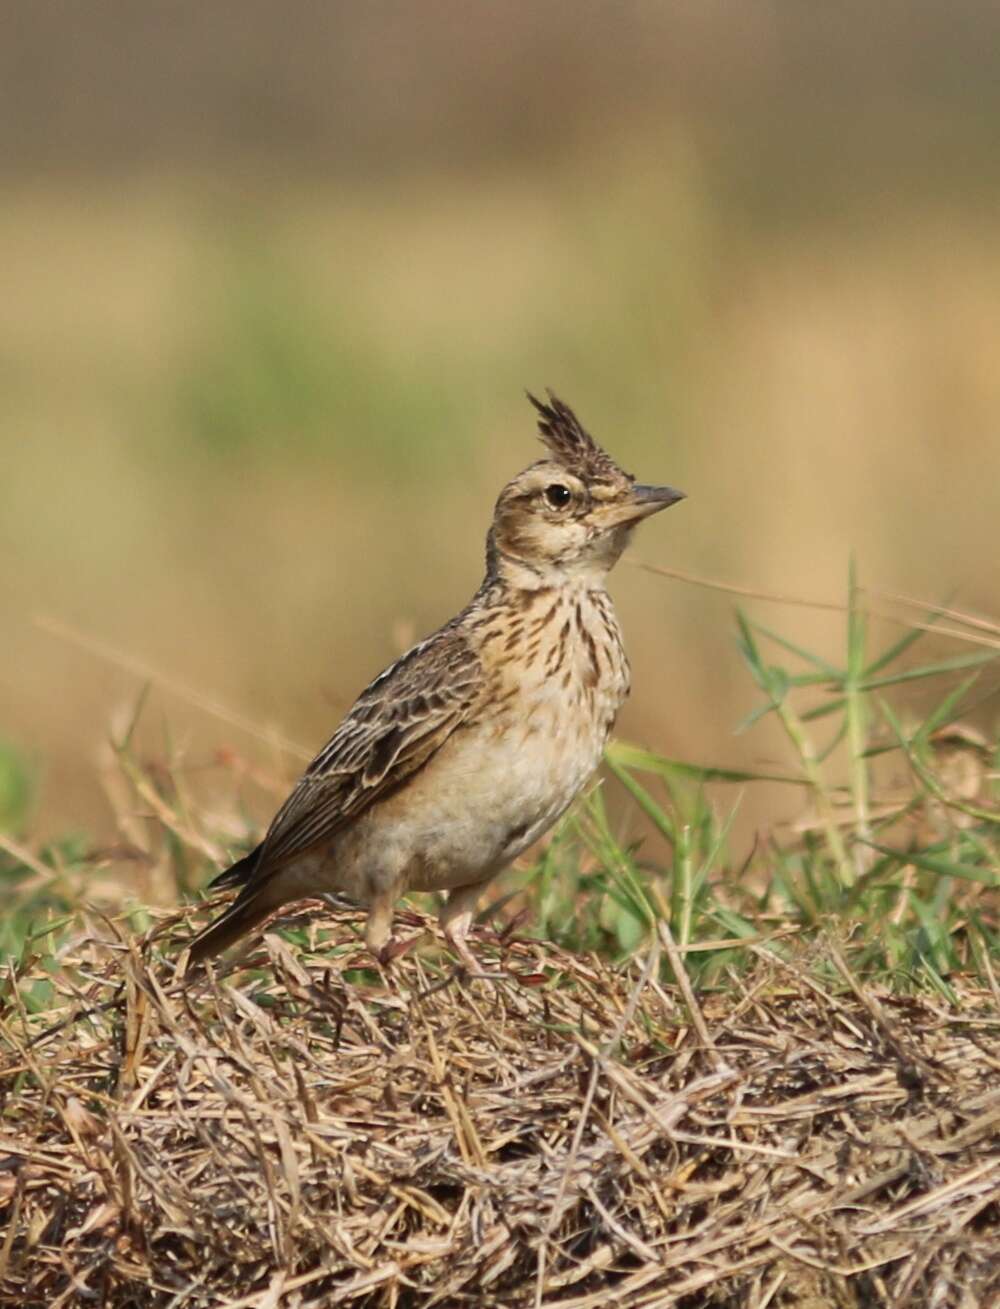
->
[845, 562, 872, 876]
[773, 693, 854, 889]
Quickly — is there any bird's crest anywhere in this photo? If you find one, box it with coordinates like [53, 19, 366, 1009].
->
[528, 391, 629, 485]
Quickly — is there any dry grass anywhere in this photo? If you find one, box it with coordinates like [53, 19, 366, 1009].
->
[1, 904, 998, 1308]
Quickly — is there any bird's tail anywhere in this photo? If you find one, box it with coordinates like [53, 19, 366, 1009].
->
[208, 843, 263, 891]
[186, 880, 284, 967]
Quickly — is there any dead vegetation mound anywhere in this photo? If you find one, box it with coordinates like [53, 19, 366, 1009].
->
[0, 906, 998, 1308]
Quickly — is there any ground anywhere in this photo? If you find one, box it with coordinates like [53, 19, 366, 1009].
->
[1, 904, 997, 1308]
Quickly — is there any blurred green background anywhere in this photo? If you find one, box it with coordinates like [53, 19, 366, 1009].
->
[2, 2, 999, 869]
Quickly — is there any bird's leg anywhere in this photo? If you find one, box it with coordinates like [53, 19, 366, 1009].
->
[364, 891, 396, 966]
[439, 883, 489, 975]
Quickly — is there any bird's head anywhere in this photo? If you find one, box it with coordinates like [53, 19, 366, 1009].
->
[487, 392, 684, 587]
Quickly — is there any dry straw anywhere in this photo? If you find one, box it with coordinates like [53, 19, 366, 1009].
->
[1, 905, 998, 1308]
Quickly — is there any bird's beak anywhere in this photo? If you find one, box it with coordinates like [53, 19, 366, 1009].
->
[592, 482, 686, 530]
[630, 483, 686, 516]
[600, 482, 685, 527]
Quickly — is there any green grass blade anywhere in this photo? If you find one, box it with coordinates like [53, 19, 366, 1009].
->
[860, 650, 998, 690]
[733, 701, 779, 734]
[865, 842, 999, 887]
[816, 716, 849, 764]
[801, 696, 847, 723]
[752, 621, 842, 678]
[605, 755, 676, 843]
[607, 742, 808, 787]
[864, 619, 935, 677]
[911, 672, 982, 748]
[735, 609, 772, 693]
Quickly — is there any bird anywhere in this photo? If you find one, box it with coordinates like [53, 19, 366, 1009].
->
[186, 392, 684, 972]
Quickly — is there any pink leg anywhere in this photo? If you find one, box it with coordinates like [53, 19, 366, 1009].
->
[439, 883, 486, 974]
[365, 890, 396, 964]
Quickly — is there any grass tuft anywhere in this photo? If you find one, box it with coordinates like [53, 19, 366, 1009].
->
[1, 910, 998, 1307]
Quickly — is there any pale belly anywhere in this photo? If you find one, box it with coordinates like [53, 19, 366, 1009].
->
[355, 682, 624, 895]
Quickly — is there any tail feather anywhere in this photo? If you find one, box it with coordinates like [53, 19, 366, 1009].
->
[187, 882, 283, 967]
[209, 843, 263, 891]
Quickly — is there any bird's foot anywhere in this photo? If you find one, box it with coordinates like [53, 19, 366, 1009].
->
[444, 929, 506, 982]
[376, 933, 422, 967]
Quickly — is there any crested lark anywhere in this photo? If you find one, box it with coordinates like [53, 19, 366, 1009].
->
[188, 393, 684, 971]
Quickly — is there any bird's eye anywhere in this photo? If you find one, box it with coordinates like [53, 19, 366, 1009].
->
[544, 483, 572, 509]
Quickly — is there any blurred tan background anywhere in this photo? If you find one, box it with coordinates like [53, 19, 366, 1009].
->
[3, 2, 999, 850]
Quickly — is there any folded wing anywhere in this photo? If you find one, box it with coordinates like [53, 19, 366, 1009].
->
[222, 624, 483, 887]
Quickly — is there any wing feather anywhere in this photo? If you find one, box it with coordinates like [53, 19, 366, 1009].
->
[245, 626, 483, 875]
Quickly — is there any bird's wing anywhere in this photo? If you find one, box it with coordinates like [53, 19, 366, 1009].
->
[246, 625, 484, 877]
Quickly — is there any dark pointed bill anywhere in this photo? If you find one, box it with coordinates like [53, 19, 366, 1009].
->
[630, 483, 686, 516]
